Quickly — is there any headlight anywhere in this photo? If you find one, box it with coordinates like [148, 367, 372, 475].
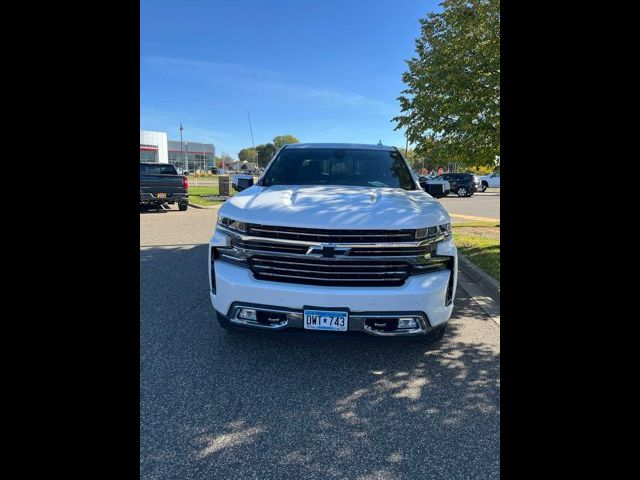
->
[415, 223, 452, 240]
[217, 215, 247, 233]
[439, 223, 452, 238]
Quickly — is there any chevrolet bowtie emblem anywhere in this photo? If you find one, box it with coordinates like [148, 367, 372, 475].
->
[306, 244, 351, 258]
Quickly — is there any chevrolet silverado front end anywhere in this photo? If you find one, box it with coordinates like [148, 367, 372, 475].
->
[208, 143, 457, 340]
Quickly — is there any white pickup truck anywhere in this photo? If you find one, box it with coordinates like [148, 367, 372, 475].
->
[209, 143, 458, 341]
[478, 171, 500, 192]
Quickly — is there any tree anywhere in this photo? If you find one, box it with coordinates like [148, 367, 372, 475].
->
[238, 147, 257, 164]
[255, 143, 277, 167]
[399, 147, 438, 173]
[393, 0, 499, 168]
[273, 134, 300, 149]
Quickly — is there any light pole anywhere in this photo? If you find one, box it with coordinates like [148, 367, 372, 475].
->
[247, 110, 256, 167]
[185, 142, 189, 173]
[179, 123, 184, 172]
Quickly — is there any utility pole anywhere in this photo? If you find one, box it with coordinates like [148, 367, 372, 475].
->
[247, 110, 256, 166]
[179, 123, 184, 172]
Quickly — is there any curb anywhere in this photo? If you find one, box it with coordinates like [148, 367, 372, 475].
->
[188, 203, 221, 210]
[457, 253, 500, 294]
[456, 254, 500, 326]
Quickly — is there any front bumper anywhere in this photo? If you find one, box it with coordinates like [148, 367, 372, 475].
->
[208, 234, 458, 337]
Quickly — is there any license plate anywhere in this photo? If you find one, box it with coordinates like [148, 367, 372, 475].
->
[303, 310, 348, 332]
[156, 193, 166, 198]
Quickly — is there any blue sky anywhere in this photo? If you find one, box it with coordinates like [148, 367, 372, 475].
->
[141, 0, 440, 158]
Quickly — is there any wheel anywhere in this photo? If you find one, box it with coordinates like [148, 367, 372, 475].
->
[481, 181, 488, 192]
[178, 203, 188, 211]
[456, 187, 467, 197]
[216, 313, 231, 330]
[424, 324, 447, 343]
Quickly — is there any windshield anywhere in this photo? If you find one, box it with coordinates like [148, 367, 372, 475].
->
[261, 148, 417, 189]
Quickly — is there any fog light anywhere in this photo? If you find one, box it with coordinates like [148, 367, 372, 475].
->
[238, 308, 257, 321]
[398, 317, 418, 329]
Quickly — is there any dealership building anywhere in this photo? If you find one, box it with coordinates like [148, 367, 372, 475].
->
[140, 130, 215, 171]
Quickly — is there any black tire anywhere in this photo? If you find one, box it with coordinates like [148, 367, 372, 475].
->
[217, 313, 231, 330]
[216, 312, 244, 337]
[481, 182, 488, 192]
[456, 187, 468, 197]
[178, 203, 188, 211]
[426, 324, 447, 342]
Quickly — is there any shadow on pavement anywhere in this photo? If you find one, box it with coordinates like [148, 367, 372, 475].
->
[140, 245, 500, 480]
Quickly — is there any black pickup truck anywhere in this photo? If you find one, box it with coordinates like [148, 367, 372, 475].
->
[140, 163, 189, 211]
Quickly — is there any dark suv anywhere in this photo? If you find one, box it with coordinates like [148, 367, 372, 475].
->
[436, 173, 481, 197]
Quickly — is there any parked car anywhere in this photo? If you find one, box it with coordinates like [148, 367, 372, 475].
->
[418, 175, 451, 198]
[478, 171, 500, 192]
[231, 174, 254, 192]
[209, 143, 457, 341]
[434, 173, 481, 197]
[140, 162, 189, 211]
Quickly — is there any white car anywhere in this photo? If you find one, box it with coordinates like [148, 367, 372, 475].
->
[478, 171, 500, 192]
[209, 143, 458, 341]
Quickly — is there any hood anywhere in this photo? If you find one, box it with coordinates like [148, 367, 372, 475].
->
[219, 185, 451, 229]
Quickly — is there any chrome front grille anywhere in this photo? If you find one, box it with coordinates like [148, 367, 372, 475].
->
[233, 238, 436, 257]
[217, 223, 452, 287]
[249, 255, 412, 287]
[234, 239, 308, 255]
[245, 224, 416, 243]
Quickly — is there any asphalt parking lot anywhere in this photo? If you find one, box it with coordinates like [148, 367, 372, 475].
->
[140, 207, 500, 479]
[439, 189, 500, 222]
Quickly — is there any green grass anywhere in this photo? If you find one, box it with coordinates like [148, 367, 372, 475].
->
[189, 185, 220, 196]
[188, 185, 236, 206]
[453, 222, 500, 281]
[188, 196, 224, 206]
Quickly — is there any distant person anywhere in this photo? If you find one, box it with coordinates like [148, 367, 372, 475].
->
[438, 166, 444, 176]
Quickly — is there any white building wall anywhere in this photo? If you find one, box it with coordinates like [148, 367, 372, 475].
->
[140, 130, 168, 163]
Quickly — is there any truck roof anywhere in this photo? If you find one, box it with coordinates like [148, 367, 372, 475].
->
[284, 143, 396, 151]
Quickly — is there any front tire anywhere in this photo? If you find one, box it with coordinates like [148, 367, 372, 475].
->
[178, 203, 188, 211]
[456, 187, 468, 197]
[481, 182, 488, 192]
[424, 324, 447, 342]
